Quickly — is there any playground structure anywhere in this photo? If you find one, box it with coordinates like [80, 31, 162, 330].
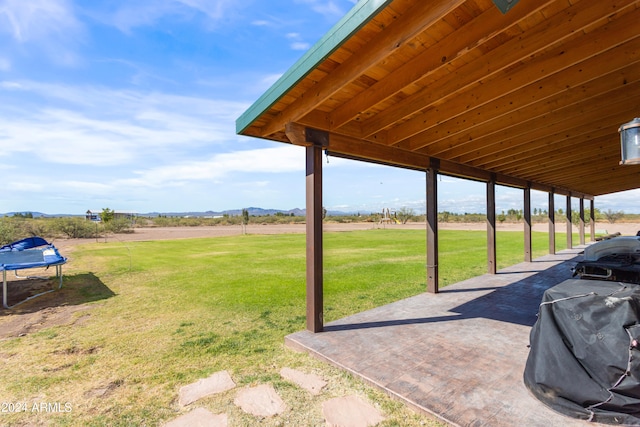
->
[379, 208, 401, 226]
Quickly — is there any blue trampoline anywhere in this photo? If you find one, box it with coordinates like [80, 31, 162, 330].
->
[0, 237, 67, 309]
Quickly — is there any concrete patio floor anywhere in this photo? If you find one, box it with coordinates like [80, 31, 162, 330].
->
[286, 246, 601, 427]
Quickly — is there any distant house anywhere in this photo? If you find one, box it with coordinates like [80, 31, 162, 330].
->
[85, 210, 101, 221]
[85, 209, 137, 222]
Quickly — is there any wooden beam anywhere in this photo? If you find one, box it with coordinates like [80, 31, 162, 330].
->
[306, 141, 325, 333]
[286, 122, 330, 148]
[524, 186, 532, 262]
[548, 191, 555, 255]
[566, 195, 572, 250]
[487, 176, 497, 275]
[325, 132, 597, 200]
[579, 197, 585, 246]
[590, 199, 596, 242]
[426, 164, 439, 293]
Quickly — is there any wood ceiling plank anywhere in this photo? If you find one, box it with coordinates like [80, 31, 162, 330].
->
[484, 124, 623, 175]
[505, 143, 621, 177]
[534, 157, 625, 185]
[501, 136, 619, 178]
[448, 77, 640, 170]
[482, 126, 617, 174]
[367, 0, 637, 144]
[463, 88, 640, 169]
[259, 0, 466, 138]
[578, 172, 640, 195]
[404, 40, 640, 157]
[500, 152, 624, 191]
[329, 0, 555, 130]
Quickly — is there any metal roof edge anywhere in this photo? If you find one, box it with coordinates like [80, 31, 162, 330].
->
[236, 0, 393, 135]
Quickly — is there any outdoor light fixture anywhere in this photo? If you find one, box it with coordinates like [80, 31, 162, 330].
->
[620, 117, 640, 165]
[492, 0, 520, 14]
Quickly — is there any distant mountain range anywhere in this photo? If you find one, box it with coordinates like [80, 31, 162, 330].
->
[145, 207, 308, 217]
[1, 207, 362, 218]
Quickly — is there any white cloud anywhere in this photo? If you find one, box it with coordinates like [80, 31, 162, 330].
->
[291, 42, 311, 50]
[295, 0, 346, 18]
[7, 182, 43, 192]
[0, 81, 249, 166]
[285, 32, 311, 51]
[95, 0, 237, 33]
[0, 80, 20, 89]
[596, 189, 640, 213]
[0, 0, 84, 65]
[119, 145, 305, 188]
[176, 0, 232, 20]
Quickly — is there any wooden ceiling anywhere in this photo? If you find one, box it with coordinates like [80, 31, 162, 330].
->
[237, 0, 640, 199]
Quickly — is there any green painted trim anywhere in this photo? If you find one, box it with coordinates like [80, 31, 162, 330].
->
[236, 0, 394, 135]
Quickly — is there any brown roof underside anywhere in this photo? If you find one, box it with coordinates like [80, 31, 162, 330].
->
[240, 0, 640, 198]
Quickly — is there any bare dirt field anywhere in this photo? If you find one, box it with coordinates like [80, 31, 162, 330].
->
[2, 221, 639, 339]
[51, 220, 640, 250]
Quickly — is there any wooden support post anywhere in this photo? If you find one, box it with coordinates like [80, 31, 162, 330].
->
[579, 197, 585, 246]
[426, 163, 439, 293]
[301, 127, 329, 333]
[524, 186, 532, 262]
[287, 122, 329, 333]
[590, 199, 596, 242]
[548, 191, 555, 255]
[566, 195, 572, 250]
[487, 176, 496, 275]
[306, 145, 324, 332]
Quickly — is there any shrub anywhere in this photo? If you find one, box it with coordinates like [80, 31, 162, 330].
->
[52, 217, 100, 238]
[104, 217, 134, 234]
[0, 218, 22, 245]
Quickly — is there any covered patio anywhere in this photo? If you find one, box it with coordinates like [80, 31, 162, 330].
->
[285, 247, 588, 426]
[237, 0, 640, 424]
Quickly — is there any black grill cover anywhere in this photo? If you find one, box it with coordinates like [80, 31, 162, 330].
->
[524, 279, 640, 424]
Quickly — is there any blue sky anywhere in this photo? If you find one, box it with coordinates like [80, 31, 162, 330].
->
[0, 0, 638, 215]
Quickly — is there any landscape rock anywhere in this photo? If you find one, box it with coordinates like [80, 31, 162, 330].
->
[234, 384, 287, 417]
[178, 370, 236, 407]
[163, 407, 227, 427]
[280, 367, 327, 395]
[322, 395, 385, 427]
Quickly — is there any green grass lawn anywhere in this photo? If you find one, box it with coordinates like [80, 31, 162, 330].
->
[0, 229, 575, 426]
